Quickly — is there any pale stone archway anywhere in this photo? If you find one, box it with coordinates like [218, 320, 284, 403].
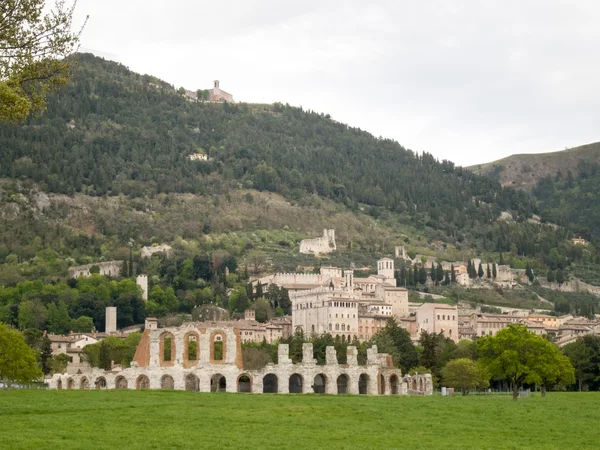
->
[313, 374, 327, 394]
[237, 374, 252, 392]
[185, 374, 199, 391]
[161, 375, 175, 389]
[136, 375, 150, 389]
[337, 374, 349, 394]
[263, 374, 278, 393]
[289, 374, 303, 393]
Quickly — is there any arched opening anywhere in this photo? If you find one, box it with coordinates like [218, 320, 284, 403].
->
[341, 334, 346, 342]
[161, 375, 175, 390]
[379, 374, 386, 395]
[289, 374, 303, 393]
[359, 374, 369, 394]
[67, 378, 74, 390]
[80, 377, 89, 390]
[211, 374, 226, 392]
[185, 374, 199, 391]
[212, 334, 224, 362]
[419, 378, 424, 392]
[263, 374, 278, 393]
[238, 375, 252, 393]
[184, 332, 199, 365]
[136, 375, 150, 389]
[115, 376, 128, 390]
[57, 378, 63, 390]
[412, 379, 417, 391]
[337, 374, 349, 394]
[390, 375, 399, 395]
[160, 332, 175, 367]
[95, 377, 107, 390]
[313, 374, 327, 394]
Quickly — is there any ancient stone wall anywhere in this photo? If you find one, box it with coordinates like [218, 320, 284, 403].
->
[299, 229, 336, 255]
[48, 323, 432, 396]
[68, 261, 123, 278]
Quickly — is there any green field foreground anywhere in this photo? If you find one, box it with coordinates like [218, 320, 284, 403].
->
[0, 391, 598, 449]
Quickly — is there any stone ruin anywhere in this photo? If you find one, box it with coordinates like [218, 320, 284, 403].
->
[299, 229, 336, 255]
[48, 320, 432, 396]
[67, 261, 123, 279]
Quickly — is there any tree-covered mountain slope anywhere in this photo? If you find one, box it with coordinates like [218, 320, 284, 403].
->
[0, 53, 534, 241]
[467, 142, 600, 189]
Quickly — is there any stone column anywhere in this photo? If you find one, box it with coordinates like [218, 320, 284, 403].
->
[302, 343, 316, 365]
[278, 344, 292, 365]
[325, 346, 338, 365]
[346, 346, 358, 367]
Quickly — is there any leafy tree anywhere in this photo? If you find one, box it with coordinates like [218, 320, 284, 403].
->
[564, 337, 596, 391]
[371, 318, 418, 373]
[50, 353, 69, 374]
[40, 334, 53, 375]
[441, 358, 489, 395]
[70, 316, 94, 332]
[525, 263, 534, 282]
[47, 300, 71, 334]
[477, 324, 571, 400]
[0, 323, 42, 386]
[98, 341, 111, 370]
[535, 346, 575, 396]
[228, 285, 249, 313]
[556, 269, 566, 286]
[17, 299, 47, 330]
[547, 270, 556, 283]
[0, 0, 84, 121]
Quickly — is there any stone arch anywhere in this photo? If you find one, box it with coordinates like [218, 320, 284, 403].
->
[161, 375, 175, 390]
[185, 373, 200, 391]
[289, 374, 303, 393]
[237, 374, 252, 393]
[115, 376, 128, 390]
[159, 331, 176, 367]
[211, 373, 226, 392]
[419, 378, 424, 392]
[183, 331, 200, 367]
[313, 374, 327, 394]
[411, 378, 417, 391]
[359, 373, 369, 394]
[67, 378, 74, 390]
[337, 374, 349, 394]
[341, 334, 346, 342]
[95, 377, 107, 390]
[57, 378, 63, 390]
[263, 374, 278, 393]
[136, 375, 150, 389]
[379, 374, 386, 395]
[390, 375, 399, 395]
[210, 331, 226, 363]
[80, 377, 89, 390]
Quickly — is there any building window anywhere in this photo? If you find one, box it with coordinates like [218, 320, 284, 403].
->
[437, 315, 440, 320]
[329, 324, 332, 331]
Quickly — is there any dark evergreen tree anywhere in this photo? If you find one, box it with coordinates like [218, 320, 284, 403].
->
[492, 263, 497, 278]
[486, 263, 491, 278]
[450, 264, 456, 284]
[477, 262, 484, 278]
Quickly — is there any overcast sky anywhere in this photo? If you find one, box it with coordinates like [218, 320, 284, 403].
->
[72, 0, 600, 166]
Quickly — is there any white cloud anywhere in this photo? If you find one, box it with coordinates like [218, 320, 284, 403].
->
[72, 0, 600, 166]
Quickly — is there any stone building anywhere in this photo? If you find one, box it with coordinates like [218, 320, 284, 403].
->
[207, 80, 234, 103]
[68, 261, 123, 278]
[291, 260, 409, 342]
[299, 229, 336, 255]
[415, 303, 459, 342]
[48, 319, 433, 395]
[141, 244, 173, 259]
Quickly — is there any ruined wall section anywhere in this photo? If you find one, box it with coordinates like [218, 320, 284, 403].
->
[299, 229, 336, 255]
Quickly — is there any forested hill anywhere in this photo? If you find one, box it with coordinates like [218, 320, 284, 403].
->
[0, 53, 533, 238]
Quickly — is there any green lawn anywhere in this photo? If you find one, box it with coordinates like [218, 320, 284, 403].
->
[0, 391, 597, 449]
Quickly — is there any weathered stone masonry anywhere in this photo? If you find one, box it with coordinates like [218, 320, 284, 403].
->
[48, 321, 432, 395]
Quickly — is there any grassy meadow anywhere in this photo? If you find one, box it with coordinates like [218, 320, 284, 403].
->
[0, 391, 596, 449]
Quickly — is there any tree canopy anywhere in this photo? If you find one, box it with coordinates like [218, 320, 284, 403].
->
[0, 323, 42, 386]
[0, 0, 85, 121]
[477, 324, 574, 400]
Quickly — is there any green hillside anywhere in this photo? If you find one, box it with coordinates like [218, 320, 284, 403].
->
[1, 53, 600, 330]
[467, 142, 600, 189]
